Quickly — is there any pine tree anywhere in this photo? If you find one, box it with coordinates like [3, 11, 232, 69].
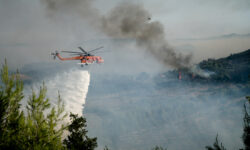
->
[24, 85, 67, 150]
[63, 113, 98, 150]
[242, 96, 250, 150]
[0, 60, 67, 149]
[205, 135, 227, 150]
[152, 146, 167, 150]
[0, 60, 25, 149]
[0, 61, 99, 150]
[103, 145, 109, 150]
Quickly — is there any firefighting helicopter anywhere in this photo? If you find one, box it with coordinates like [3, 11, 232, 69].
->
[51, 46, 104, 67]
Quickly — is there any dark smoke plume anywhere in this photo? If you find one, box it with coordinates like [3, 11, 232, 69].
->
[41, 0, 100, 22]
[101, 3, 192, 69]
[42, 0, 192, 69]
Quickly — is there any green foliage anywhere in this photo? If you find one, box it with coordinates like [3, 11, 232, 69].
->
[63, 113, 98, 150]
[205, 96, 250, 150]
[246, 96, 250, 102]
[205, 135, 227, 150]
[199, 49, 250, 82]
[0, 60, 25, 149]
[152, 146, 167, 150]
[23, 85, 67, 150]
[0, 61, 98, 150]
[0, 60, 68, 149]
[103, 145, 109, 150]
[242, 96, 250, 150]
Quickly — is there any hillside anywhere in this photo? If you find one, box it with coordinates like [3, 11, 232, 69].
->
[199, 49, 250, 82]
[157, 49, 250, 83]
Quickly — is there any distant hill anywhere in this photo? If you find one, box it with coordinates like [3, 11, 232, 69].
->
[218, 33, 250, 39]
[155, 49, 250, 84]
[176, 33, 250, 41]
[199, 49, 250, 82]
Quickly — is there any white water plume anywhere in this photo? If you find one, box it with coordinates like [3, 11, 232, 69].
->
[23, 69, 90, 118]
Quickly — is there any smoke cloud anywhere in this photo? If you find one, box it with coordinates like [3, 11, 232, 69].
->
[101, 3, 193, 69]
[84, 73, 246, 150]
[41, 0, 98, 20]
[41, 0, 192, 70]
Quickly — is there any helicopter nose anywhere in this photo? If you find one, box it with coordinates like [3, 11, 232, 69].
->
[99, 59, 104, 63]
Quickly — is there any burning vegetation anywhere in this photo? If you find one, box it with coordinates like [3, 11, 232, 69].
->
[157, 49, 250, 83]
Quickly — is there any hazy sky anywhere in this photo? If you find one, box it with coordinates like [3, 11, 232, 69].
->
[94, 0, 250, 38]
[0, 0, 250, 69]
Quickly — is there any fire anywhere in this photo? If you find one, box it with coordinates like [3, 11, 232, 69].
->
[178, 71, 182, 80]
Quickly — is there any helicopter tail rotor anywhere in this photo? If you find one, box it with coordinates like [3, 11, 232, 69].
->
[51, 51, 59, 60]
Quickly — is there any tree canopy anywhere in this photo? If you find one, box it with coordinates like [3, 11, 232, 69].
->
[0, 60, 97, 150]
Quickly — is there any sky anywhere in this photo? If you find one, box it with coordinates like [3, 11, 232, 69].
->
[0, 0, 250, 70]
[94, 0, 250, 38]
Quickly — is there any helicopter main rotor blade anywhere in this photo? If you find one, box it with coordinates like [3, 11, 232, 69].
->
[88, 46, 104, 53]
[61, 51, 84, 54]
[78, 47, 88, 54]
[92, 50, 110, 54]
[70, 54, 85, 56]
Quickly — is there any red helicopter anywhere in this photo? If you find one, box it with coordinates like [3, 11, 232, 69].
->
[51, 46, 104, 67]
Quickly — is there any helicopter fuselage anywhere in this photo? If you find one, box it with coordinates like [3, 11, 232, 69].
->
[56, 53, 104, 64]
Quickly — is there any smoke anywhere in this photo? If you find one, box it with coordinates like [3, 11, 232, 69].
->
[190, 65, 215, 78]
[41, 0, 192, 70]
[102, 3, 193, 69]
[84, 73, 246, 150]
[41, 0, 100, 22]
[23, 68, 90, 118]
